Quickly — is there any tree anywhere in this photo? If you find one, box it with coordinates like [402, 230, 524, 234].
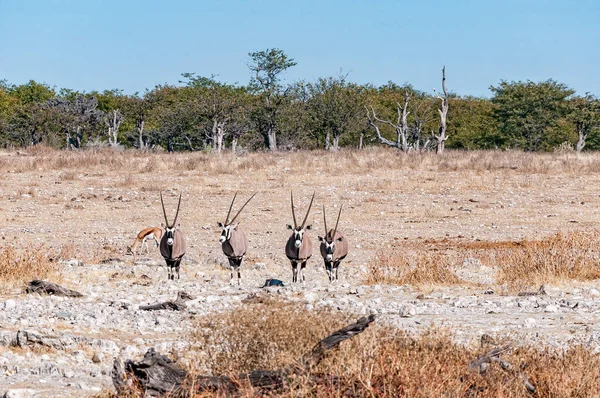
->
[248, 48, 296, 151]
[433, 66, 449, 154]
[568, 94, 600, 152]
[305, 75, 365, 151]
[180, 73, 249, 153]
[490, 79, 574, 151]
[446, 97, 501, 150]
[104, 109, 124, 147]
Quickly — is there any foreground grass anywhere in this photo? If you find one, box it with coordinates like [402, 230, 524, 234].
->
[0, 244, 58, 293]
[101, 298, 600, 397]
[366, 230, 600, 290]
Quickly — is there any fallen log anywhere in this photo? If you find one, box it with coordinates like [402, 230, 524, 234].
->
[468, 345, 536, 394]
[112, 314, 376, 396]
[517, 285, 546, 297]
[139, 291, 193, 311]
[25, 280, 83, 298]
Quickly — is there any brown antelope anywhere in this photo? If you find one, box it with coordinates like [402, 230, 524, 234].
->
[285, 191, 315, 284]
[159, 192, 186, 280]
[318, 204, 349, 282]
[218, 192, 256, 285]
[127, 227, 163, 255]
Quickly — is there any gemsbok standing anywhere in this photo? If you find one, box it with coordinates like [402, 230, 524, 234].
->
[318, 204, 349, 282]
[285, 191, 315, 284]
[127, 227, 163, 255]
[218, 192, 256, 285]
[159, 192, 186, 280]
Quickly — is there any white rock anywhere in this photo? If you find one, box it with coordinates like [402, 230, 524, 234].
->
[589, 288, 600, 297]
[3, 300, 16, 310]
[3, 389, 36, 398]
[523, 318, 537, 328]
[399, 304, 417, 317]
[545, 305, 559, 313]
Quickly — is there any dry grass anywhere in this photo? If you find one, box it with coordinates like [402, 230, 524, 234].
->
[366, 230, 600, 290]
[3, 146, 600, 177]
[98, 299, 600, 397]
[0, 244, 58, 292]
[365, 250, 462, 286]
[494, 230, 600, 289]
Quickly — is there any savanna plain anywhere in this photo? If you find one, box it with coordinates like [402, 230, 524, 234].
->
[2, 147, 600, 397]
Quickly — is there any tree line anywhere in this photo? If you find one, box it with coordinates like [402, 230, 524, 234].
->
[1, 48, 598, 153]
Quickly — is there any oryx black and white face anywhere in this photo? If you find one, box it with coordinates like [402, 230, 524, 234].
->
[318, 234, 343, 261]
[218, 222, 237, 243]
[287, 224, 312, 248]
[164, 226, 177, 246]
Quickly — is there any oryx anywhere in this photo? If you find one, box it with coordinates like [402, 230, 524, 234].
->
[285, 191, 315, 284]
[318, 204, 348, 282]
[159, 192, 186, 280]
[218, 192, 256, 285]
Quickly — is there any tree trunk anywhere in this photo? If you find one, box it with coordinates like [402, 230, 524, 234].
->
[576, 125, 586, 153]
[359, 131, 364, 150]
[231, 137, 238, 154]
[434, 66, 449, 154]
[215, 122, 224, 154]
[137, 119, 145, 150]
[324, 131, 331, 150]
[267, 126, 277, 151]
[331, 134, 340, 151]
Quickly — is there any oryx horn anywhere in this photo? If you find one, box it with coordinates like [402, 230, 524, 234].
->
[290, 191, 298, 228]
[323, 204, 328, 237]
[160, 192, 182, 228]
[172, 193, 182, 226]
[332, 203, 343, 239]
[301, 192, 315, 229]
[225, 192, 238, 225]
[229, 193, 257, 225]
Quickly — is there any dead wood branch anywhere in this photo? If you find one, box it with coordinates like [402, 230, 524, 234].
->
[25, 280, 83, 298]
[468, 345, 536, 394]
[139, 291, 194, 311]
[517, 285, 547, 297]
[112, 315, 376, 396]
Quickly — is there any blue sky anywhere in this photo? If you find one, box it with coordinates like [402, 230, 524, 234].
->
[1, 0, 598, 97]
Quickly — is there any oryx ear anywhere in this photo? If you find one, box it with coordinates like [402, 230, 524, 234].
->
[336, 236, 343, 242]
[287, 224, 293, 230]
[232, 224, 239, 230]
[217, 222, 224, 228]
[160, 222, 165, 228]
[306, 225, 312, 230]
[318, 236, 324, 242]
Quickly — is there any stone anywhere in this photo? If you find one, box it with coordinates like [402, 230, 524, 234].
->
[399, 304, 417, 317]
[3, 389, 36, 398]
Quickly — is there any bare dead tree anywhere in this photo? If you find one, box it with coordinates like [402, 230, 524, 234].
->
[411, 98, 434, 152]
[104, 109, 124, 147]
[433, 66, 449, 154]
[366, 91, 411, 152]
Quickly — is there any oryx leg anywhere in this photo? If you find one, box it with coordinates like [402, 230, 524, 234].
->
[324, 261, 333, 282]
[291, 261, 298, 283]
[300, 261, 307, 285]
[236, 258, 242, 285]
[228, 257, 236, 284]
[176, 258, 181, 280]
[333, 261, 341, 281]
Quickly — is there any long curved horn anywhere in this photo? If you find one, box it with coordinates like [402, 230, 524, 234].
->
[322, 205, 328, 238]
[332, 203, 343, 239]
[229, 193, 257, 225]
[291, 191, 297, 228]
[172, 193, 183, 227]
[225, 192, 238, 225]
[160, 192, 170, 227]
[301, 192, 315, 229]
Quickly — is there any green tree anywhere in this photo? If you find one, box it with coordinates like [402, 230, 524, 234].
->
[446, 97, 501, 149]
[305, 74, 365, 151]
[490, 79, 574, 151]
[248, 48, 296, 151]
[568, 94, 600, 152]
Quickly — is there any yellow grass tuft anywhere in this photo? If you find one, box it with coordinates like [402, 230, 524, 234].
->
[0, 244, 58, 292]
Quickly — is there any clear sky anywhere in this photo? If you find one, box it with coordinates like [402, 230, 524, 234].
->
[1, 0, 598, 97]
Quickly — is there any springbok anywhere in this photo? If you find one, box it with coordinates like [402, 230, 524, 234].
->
[285, 191, 315, 284]
[127, 227, 163, 255]
[159, 192, 186, 280]
[318, 204, 348, 282]
[218, 192, 256, 285]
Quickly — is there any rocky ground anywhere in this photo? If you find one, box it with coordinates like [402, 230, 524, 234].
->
[2, 150, 600, 397]
[2, 254, 600, 397]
